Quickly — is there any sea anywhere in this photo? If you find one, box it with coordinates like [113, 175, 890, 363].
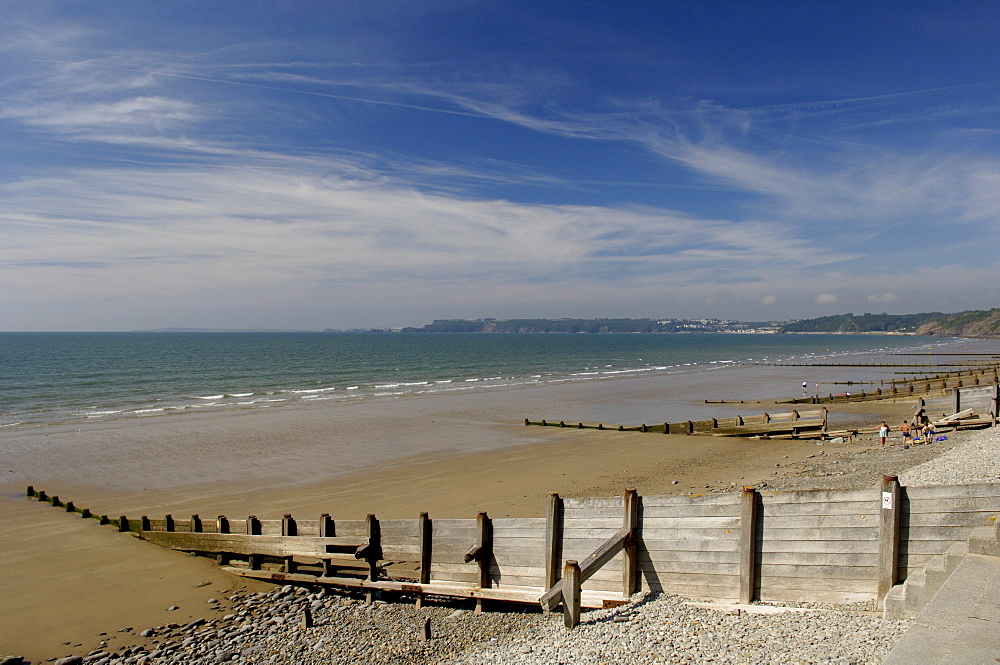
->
[0, 331, 975, 431]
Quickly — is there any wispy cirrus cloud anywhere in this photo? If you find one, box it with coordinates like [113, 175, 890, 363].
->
[3, 5, 1000, 329]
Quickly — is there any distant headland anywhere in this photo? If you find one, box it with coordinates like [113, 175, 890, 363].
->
[398, 309, 1000, 337]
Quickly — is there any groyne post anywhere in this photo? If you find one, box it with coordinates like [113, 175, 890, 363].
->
[247, 515, 261, 569]
[563, 560, 581, 629]
[466, 512, 493, 614]
[739, 487, 759, 604]
[320, 513, 335, 577]
[416, 512, 432, 609]
[877, 475, 901, 610]
[544, 492, 564, 608]
[623, 489, 639, 596]
[360, 514, 382, 604]
[992, 384, 1000, 427]
[282, 514, 297, 573]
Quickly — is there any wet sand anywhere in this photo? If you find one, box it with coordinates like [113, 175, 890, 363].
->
[0, 352, 983, 663]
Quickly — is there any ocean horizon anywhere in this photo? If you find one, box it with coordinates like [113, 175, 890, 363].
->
[0, 331, 970, 431]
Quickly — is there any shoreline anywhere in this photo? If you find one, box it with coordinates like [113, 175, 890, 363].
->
[2, 346, 999, 663]
[1, 332, 967, 433]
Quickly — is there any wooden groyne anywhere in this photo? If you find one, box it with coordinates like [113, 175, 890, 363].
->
[525, 409, 828, 439]
[26, 480, 1000, 628]
[529, 384, 998, 441]
[784, 376, 1000, 406]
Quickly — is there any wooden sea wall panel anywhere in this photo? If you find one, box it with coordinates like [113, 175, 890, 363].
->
[899, 483, 1000, 577]
[45, 479, 1000, 610]
[489, 517, 547, 588]
[638, 493, 741, 600]
[429, 518, 481, 585]
[562, 497, 625, 592]
[379, 519, 422, 560]
[757, 489, 880, 603]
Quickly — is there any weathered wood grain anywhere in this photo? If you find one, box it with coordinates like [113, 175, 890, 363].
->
[760, 514, 878, 529]
[761, 488, 878, 504]
[640, 494, 741, 508]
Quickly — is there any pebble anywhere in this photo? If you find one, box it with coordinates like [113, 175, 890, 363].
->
[39, 587, 907, 665]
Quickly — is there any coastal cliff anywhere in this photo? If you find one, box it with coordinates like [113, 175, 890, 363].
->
[916, 308, 1000, 338]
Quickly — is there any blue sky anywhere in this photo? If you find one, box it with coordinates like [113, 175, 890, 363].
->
[3, 1, 999, 330]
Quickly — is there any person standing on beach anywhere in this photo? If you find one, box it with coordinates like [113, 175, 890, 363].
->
[899, 421, 912, 445]
[879, 421, 890, 446]
[922, 422, 936, 443]
[802, 381, 808, 396]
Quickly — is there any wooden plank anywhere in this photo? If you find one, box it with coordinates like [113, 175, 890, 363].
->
[563, 496, 623, 511]
[294, 520, 319, 534]
[492, 539, 546, 554]
[635, 560, 740, 575]
[761, 502, 878, 517]
[430, 562, 480, 575]
[640, 504, 742, 518]
[758, 526, 879, 540]
[758, 540, 879, 554]
[641, 536, 739, 548]
[760, 564, 876, 580]
[491, 518, 547, 534]
[580, 577, 629, 592]
[488, 564, 547, 578]
[636, 568, 735, 583]
[640, 540, 741, 555]
[761, 488, 879, 504]
[492, 574, 548, 588]
[900, 525, 983, 540]
[326, 520, 370, 538]
[139, 532, 365, 557]
[259, 520, 282, 536]
[760, 515, 878, 529]
[640, 516, 745, 531]
[757, 576, 877, 593]
[379, 520, 420, 539]
[759, 551, 878, 567]
[225, 568, 619, 607]
[430, 534, 482, 549]
[640, 494, 741, 508]
[639, 527, 739, 540]
[903, 483, 1000, 500]
[904, 498, 1000, 514]
[903, 511, 1000, 527]
[759, 588, 874, 604]
[562, 518, 626, 529]
[429, 519, 478, 536]
[379, 545, 422, 559]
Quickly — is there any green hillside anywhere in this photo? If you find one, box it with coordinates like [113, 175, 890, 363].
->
[779, 312, 943, 333]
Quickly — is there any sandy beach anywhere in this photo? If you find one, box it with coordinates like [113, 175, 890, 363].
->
[0, 356, 984, 663]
